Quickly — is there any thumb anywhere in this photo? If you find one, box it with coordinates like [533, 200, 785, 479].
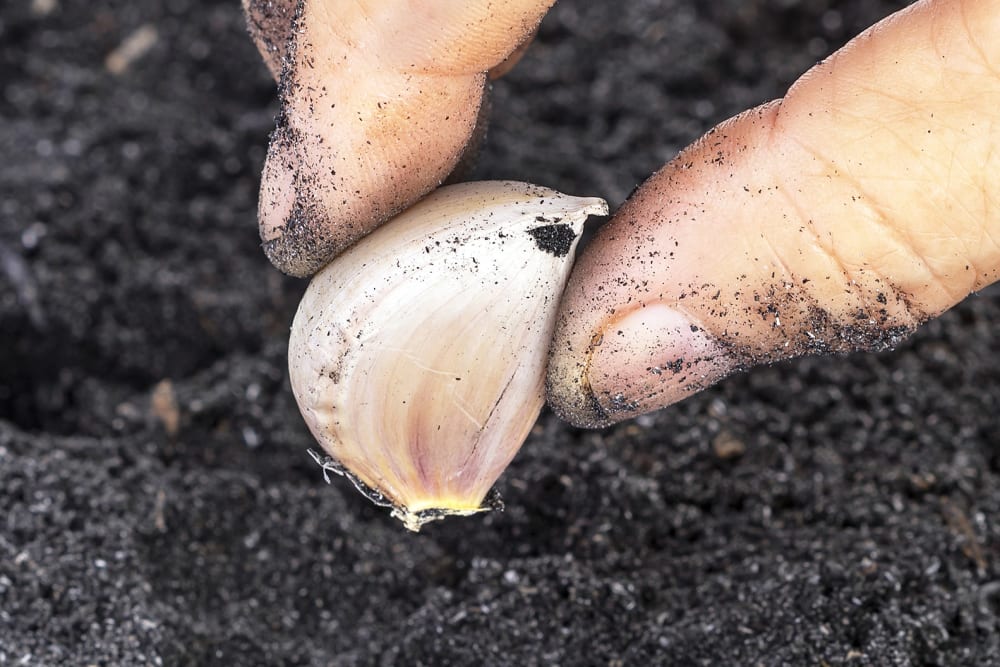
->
[547, 0, 1000, 427]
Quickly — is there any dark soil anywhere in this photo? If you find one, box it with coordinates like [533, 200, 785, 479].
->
[3, 0, 1000, 665]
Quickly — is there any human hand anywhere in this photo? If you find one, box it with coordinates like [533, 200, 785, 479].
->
[244, 0, 1000, 427]
[547, 0, 1000, 426]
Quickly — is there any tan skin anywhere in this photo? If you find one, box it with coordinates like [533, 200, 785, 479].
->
[245, 0, 1000, 428]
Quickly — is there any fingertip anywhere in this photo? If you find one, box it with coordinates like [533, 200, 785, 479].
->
[584, 303, 735, 423]
[259, 181, 339, 279]
[546, 302, 736, 428]
[253, 0, 548, 278]
[257, 120, 345, 278]
[257, 20, 490, 276]
[258, 126, 297, 244]
[261, 220, 336, 280]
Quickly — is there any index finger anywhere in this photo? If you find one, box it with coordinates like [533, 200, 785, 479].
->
[244, 0, 555, 277]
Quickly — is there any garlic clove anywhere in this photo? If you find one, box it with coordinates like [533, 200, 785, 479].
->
[288, 180, 608, 531]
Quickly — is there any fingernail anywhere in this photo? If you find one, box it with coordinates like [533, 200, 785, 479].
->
[587, 303, 733, 422]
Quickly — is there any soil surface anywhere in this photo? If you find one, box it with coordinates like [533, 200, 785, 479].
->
[3, 0, 1000, 665]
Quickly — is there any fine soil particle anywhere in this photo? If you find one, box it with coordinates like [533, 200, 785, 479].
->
[527, 222, 575, 257]
[3, 1, 1000, 666]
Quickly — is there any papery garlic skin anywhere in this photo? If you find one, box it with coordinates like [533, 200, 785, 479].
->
[288, 181, 607, 530]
